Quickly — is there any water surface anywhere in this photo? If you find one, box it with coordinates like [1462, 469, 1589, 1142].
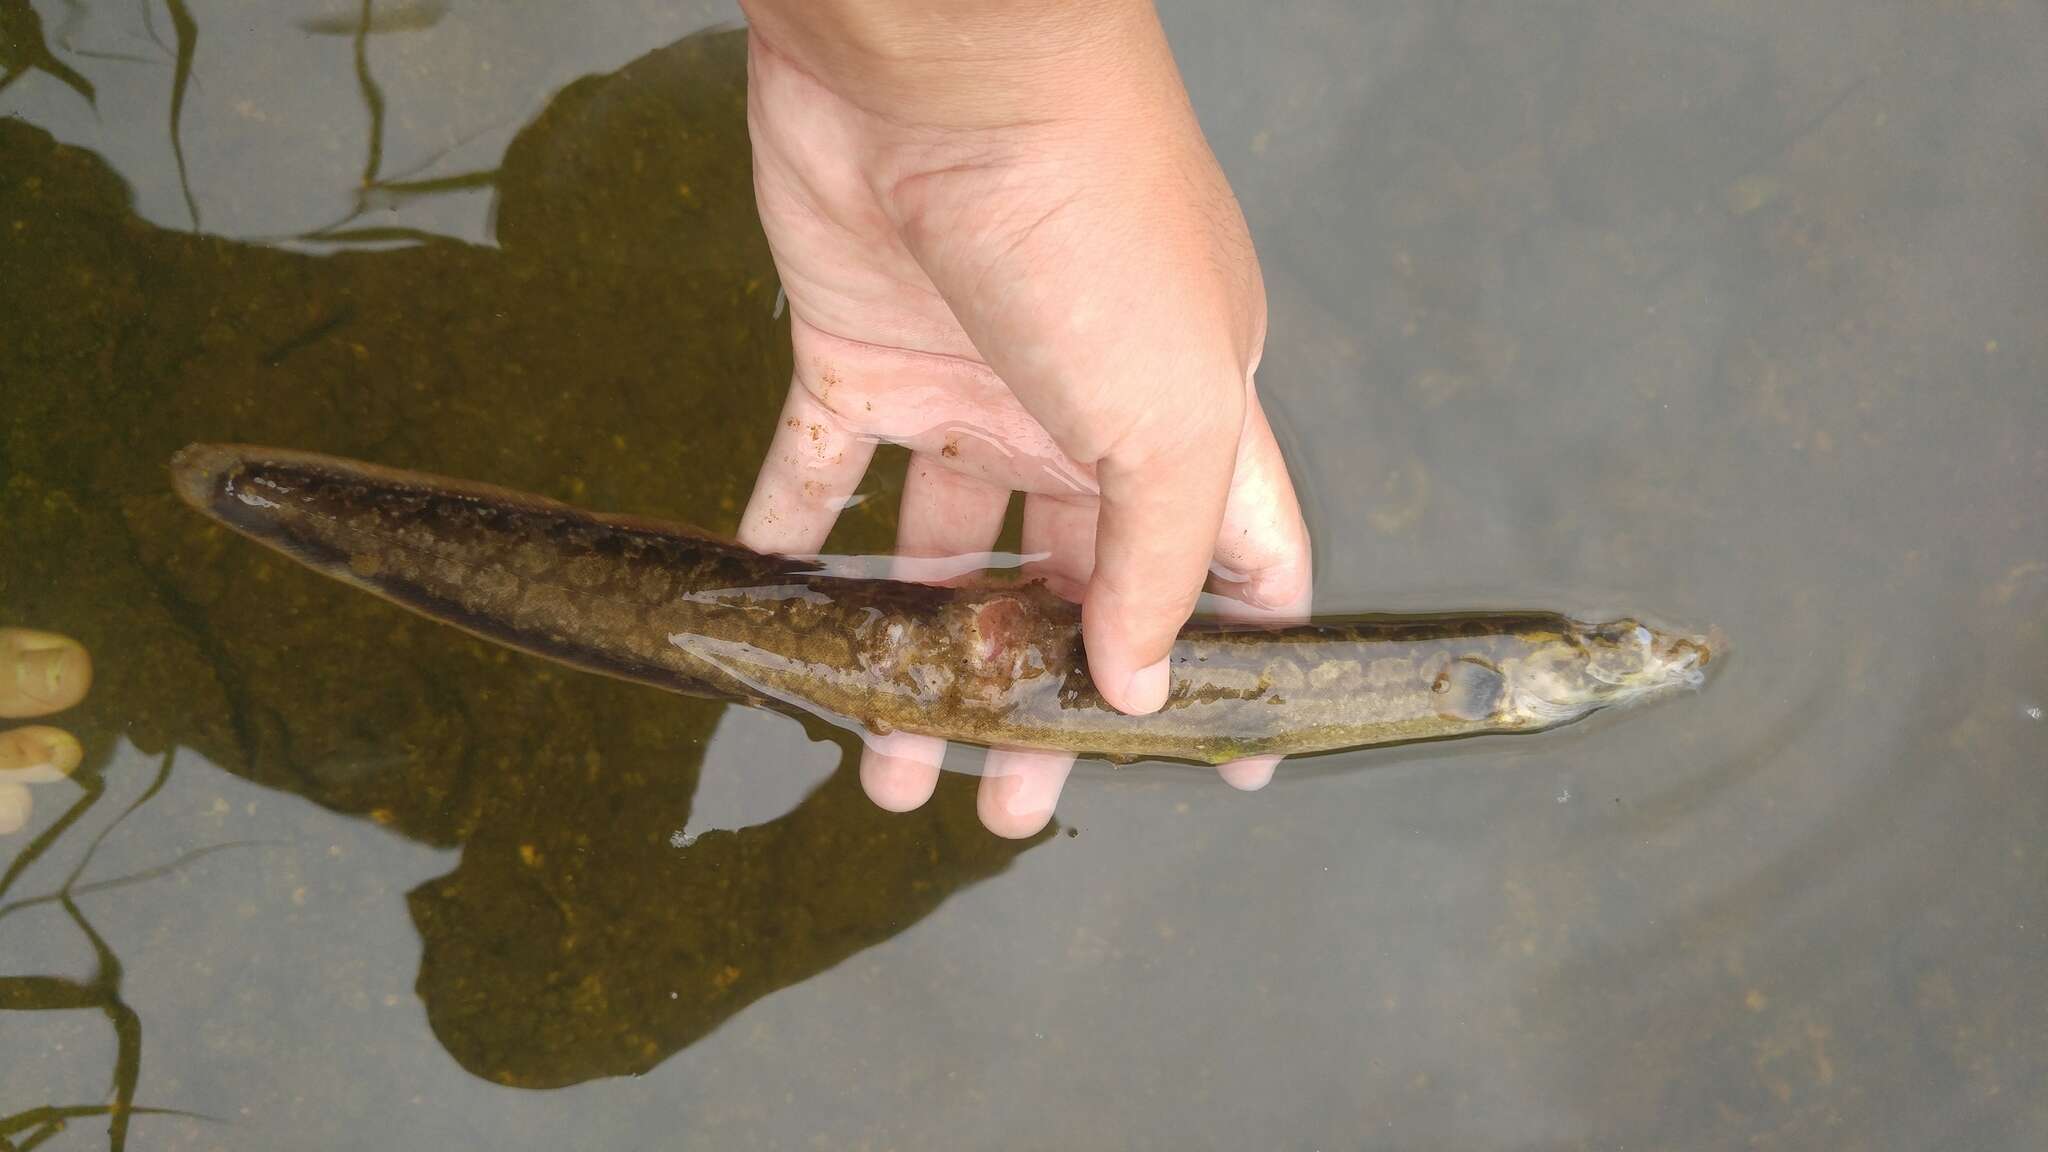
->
[2, 1, 2043, 1148]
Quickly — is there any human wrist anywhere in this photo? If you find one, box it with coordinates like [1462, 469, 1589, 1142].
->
[738, 0, 1175, 129]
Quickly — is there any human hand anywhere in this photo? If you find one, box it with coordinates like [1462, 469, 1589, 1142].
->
[0, 628, 91, 834]
[734, 1, 1311, 837]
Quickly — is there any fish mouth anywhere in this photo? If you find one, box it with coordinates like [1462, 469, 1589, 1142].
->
[1641, 628, 1718, 692]
[1672, 625, 1724, 666]
[1660, 626, 1723, 685]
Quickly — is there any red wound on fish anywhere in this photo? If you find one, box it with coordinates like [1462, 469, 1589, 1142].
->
[962, 595, 1033, 680]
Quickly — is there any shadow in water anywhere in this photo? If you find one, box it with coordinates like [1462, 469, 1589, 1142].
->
[0, 23, 1050, 1142]
[0, 0, 96, 106]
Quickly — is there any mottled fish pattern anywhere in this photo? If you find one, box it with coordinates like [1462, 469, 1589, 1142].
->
[171, 445, 1714, 765]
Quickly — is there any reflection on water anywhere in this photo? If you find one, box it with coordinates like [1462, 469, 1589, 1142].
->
[0, 750, 205, 1149]
[2, 22, 1045, 1146]
[0, 0, 95, 106]
[3, 2, 2045, 1149]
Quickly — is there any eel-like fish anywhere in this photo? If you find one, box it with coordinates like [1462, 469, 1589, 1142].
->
[169, 444, 1715, 764]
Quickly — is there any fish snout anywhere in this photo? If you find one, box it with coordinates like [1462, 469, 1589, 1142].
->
[1654, 626, 1722, 687]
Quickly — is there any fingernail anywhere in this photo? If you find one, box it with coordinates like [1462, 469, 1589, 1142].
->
[860, 751, 940, 812]
[1247, 571, 1308, 614]
[982, 774, 1056, 838]
[1219, 755, 1281, 791]
[3, 632, 91, 718]
[0, 726, 83, 782]
[19, 648, 83, 705]
[1123, 658, 1170, 714]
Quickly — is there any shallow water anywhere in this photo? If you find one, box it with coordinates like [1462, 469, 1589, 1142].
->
[2, 1, 2043, 1148]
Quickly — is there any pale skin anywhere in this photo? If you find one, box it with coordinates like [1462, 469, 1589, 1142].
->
[734, 0, 1313, 837]
[0, 628, 91, 834]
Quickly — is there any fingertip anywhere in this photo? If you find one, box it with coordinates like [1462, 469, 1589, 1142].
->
[1124, 656, 1170, 714]
[977, 780, 1056, 838]
[1247, 562, 1313, 617]
[1086, 651, 1172, 717]
[859, 733, 945, 812]
[1087, 424, 1233, 714]
[1, 628, 92, 719]
[1213, 398, 1315, 618]
[0, 725, 82, 782]
[1218, 754, 1280, 791]
[977, 749, 1072, 838]
[1212, 565, 1313, 626]
[1083, 597, 1178, 716]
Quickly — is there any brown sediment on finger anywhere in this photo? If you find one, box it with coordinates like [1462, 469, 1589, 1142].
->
[168, 445, 1721, 765]
[0, 628, 93, 719]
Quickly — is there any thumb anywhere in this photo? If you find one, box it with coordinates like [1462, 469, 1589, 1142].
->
[1083, 394, 1243, 715]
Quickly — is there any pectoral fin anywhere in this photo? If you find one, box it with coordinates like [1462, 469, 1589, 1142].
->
[1431, 657, 1505, 722]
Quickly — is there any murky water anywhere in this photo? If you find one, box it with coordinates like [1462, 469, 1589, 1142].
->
[3, 2, 2043, 1148]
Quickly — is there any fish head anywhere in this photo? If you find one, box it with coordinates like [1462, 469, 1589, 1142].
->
[1502, 617, 1717, 727]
